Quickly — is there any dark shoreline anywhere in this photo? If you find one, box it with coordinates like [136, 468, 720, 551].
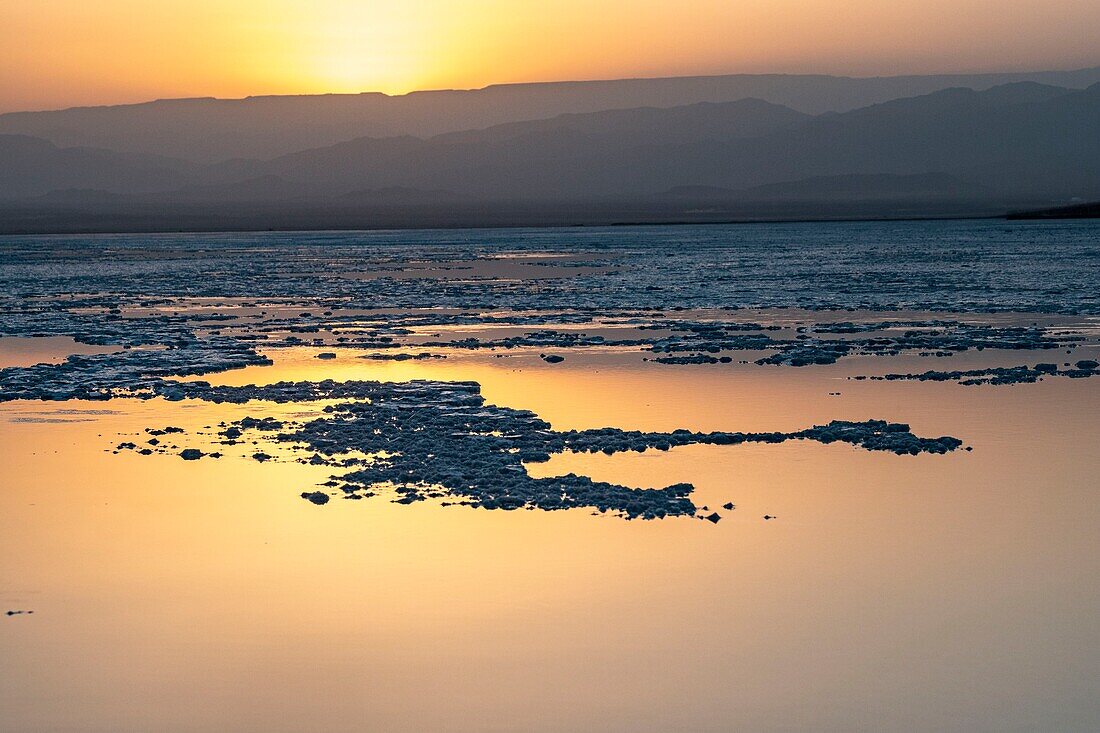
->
[2, 196, 1095, 236]
[1007, 201, 1100, 220]
[0, 208, 1014, 237]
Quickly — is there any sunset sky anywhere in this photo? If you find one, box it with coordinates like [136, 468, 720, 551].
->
[2, 0, 1099, 113]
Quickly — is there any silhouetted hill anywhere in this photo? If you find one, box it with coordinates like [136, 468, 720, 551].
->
[699, 82, 1100, 199]
[434, 98, 809, 146]
[244, 99, 809, 198]
[2, 67, 1098, 161]
[0, 134, 194, 199]
[1007, 200, 1100, 219]
[204, 82, 1100, 200]
[2, 81, 1099, 231]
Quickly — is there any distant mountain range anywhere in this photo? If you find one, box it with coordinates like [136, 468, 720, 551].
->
[3, 66, 1099, 161]
[1, 67, 1098, 233]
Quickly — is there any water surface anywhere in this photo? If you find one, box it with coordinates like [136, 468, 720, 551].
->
[2, 221, 1099, 731]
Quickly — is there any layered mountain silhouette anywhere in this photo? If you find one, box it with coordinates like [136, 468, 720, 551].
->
[0, 135, 195, 199]
[1, 71, 1098, 232]
[3, 66, 1099, 161]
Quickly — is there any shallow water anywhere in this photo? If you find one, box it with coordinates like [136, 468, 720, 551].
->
[2, 221, 1100, 731]
[3, 347, 1099, 731]
[0, 336, 120, 369]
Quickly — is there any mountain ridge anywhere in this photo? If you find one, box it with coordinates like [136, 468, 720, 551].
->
[2, 80, 1098, 232]
[3, 65, 1099, 161]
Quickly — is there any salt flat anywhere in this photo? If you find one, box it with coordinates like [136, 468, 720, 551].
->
[2, 220, 1099, 731]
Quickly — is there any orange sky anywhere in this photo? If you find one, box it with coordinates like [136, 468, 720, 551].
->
[2, 0, 1098, 113]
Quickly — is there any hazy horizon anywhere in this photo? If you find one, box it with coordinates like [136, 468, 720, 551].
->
[3, 0, 1100, 113]
[1, 61, 1099, 116]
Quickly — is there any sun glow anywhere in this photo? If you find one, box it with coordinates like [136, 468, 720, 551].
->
[2, 0, 1099, 111]
[270, 2, 442, 95]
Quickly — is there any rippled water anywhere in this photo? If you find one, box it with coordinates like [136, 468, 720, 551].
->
[2, 219, 1098, 313]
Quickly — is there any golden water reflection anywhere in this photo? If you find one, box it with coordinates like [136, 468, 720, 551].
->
[2, 346, 1099, 731]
